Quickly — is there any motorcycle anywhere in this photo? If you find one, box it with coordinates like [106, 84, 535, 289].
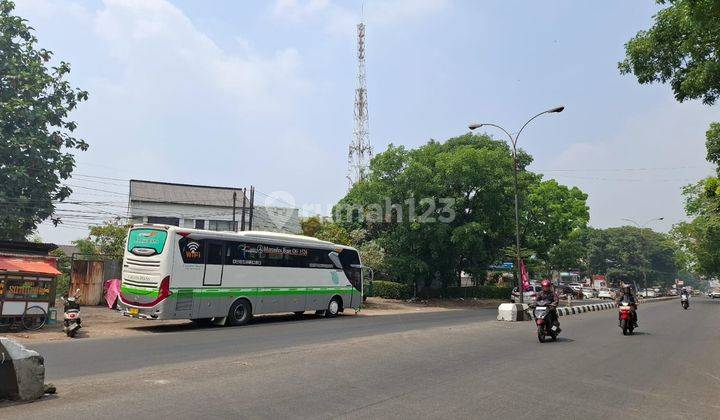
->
[681, 294, 689, 310]
[532, 300, 559, 343]
[61, 288, 82, 338]
[618, 302, 635, 335]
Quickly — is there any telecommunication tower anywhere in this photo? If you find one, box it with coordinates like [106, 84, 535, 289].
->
[348, 21, 372, 187]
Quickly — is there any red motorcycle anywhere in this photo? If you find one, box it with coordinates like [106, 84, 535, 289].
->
[532, 299, 559, 343]
[618, 302, 635, 335]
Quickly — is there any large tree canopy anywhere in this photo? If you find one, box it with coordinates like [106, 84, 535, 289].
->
[619, 0, 720, 105]
[0, 0, 88, 240]
[333, 133, 589, 288]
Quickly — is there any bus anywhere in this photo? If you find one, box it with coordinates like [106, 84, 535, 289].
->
[118, 224, 367, 326]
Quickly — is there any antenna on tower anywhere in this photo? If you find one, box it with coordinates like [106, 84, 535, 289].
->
[348, 14, 372, 188]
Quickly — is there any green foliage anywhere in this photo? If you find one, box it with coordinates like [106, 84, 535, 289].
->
[417, 285, 512, 300]
[333, 134, 589, 288]
[672, 179, 720, 276]
[72, 220, 129, 258]
[301, 216, 353, 245]
[50, 247, 70, 297]
[366, 280, 412, 300]
[591, 226, 678, 288]
[0, 0, 89, 240]
[619, 0, 720, 105]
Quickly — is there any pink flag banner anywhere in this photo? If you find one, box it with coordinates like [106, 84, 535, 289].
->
[521, 260, 531, 291]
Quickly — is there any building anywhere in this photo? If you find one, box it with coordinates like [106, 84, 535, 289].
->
[128, 180, 301, 234]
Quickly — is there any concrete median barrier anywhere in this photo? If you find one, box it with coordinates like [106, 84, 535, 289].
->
[498, 296, 677, 321]
[0, 337, 46, 402]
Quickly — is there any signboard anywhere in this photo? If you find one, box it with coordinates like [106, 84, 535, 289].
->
[489, 262, 514, 271]
[676, 280, 684, 286]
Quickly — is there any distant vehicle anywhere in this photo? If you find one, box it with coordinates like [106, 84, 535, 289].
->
[639, 289, 657, 298]
[708, 290, 720, 299]
[568, 282, 583, 291]
[668, 289, 678, 296]
[119, 224, 367, 325]
[598, 289, 613, 299]
[558, 285, 581, 299]
[511, 284, 541, 303]
[581, 287, 595, 299]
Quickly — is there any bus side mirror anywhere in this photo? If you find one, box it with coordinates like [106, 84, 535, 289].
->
[328, 252, 343, 270]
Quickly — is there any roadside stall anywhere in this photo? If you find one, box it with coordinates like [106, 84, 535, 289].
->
[0, 253, 60, 331]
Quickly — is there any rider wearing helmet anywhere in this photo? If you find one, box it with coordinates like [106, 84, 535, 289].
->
[616, 284, 638, 327]
[536, 279, 560, 332]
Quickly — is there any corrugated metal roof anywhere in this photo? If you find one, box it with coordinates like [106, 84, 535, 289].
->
[0, 255, 61, 276]
[130, 180, 248, 206]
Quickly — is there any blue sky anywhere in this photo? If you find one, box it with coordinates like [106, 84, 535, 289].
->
[18, 0, 718, 244]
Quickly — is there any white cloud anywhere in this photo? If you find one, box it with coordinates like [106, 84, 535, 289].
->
[16, 0, 317, 243]
[270, 0, 451, 35]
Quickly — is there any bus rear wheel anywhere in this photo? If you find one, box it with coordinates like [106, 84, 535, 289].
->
[226, 299, 252, 326]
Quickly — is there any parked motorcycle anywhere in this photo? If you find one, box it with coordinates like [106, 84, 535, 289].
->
[61, 289, 82, 338]
[618, 302, 635, 335]
[532, 299, 559, 343]
[681, 293, 689, 310]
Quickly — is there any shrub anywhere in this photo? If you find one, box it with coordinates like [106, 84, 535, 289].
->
[366, 280, 412, 300]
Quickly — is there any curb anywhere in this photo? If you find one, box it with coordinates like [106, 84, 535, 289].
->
[556, 296, 677, 317]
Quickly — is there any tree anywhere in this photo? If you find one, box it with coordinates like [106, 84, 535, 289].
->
[0, 0, 89, 240]
[672, 180, 720, 276]
[333, 134, 589, 288]
[72, 220, 129, 258]
[619, 0, 720, 106]
[50, 247, 70, 296]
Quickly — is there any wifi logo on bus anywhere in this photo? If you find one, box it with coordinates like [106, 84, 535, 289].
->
[185, 241, 201, 260]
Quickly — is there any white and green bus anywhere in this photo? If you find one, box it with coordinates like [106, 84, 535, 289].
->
[118, 224, 367, 326]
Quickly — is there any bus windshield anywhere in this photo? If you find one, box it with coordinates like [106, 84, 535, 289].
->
[127, 228, 168, 256]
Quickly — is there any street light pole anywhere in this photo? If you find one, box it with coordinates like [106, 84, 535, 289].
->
[620, 217, 664, 296]
[469, 106, 564, 303]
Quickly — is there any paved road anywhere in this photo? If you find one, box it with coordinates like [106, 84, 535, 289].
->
[5, 298, 720, 419]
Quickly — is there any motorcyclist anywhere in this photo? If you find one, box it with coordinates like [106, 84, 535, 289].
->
[536, 279, 560, 332]
[616, 284, 638, 327]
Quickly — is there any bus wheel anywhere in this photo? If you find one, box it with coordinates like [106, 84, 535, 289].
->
[325, 297, 341, 318]
[293, 311, 305, 317]
[227, 299, 252, 326]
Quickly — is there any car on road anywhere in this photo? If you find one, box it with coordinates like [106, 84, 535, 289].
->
[668, 289, 678, 296]
[511, 284, 541, 303]
[568, 282, 584, 292]
[598, 289, 613, 299]
[581, 288, 596, 299]
[708, 290, 720, 299]
[639, 289, 657, 298]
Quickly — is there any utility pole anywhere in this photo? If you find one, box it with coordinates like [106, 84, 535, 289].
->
[240, 188, 247, 231]
[248, 186, 255, 231]
[232, 191, 237, 232]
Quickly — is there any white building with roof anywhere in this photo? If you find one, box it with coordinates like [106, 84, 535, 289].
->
[128, 180, 301, 234]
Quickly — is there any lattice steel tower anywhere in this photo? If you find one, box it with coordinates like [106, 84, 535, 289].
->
[348, 21, 372, 187]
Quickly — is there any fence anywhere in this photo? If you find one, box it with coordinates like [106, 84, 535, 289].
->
[70, 255, 122, 305]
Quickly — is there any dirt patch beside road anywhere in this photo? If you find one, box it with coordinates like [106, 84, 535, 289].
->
[2, 297, 505, 344]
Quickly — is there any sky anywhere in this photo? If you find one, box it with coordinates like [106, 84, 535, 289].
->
[16, 0, 718, 244]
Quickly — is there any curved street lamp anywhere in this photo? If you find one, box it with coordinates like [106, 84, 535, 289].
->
[468, 106, 565, 303]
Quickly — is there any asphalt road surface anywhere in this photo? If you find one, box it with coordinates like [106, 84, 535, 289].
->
[4, 298, 719, 419]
